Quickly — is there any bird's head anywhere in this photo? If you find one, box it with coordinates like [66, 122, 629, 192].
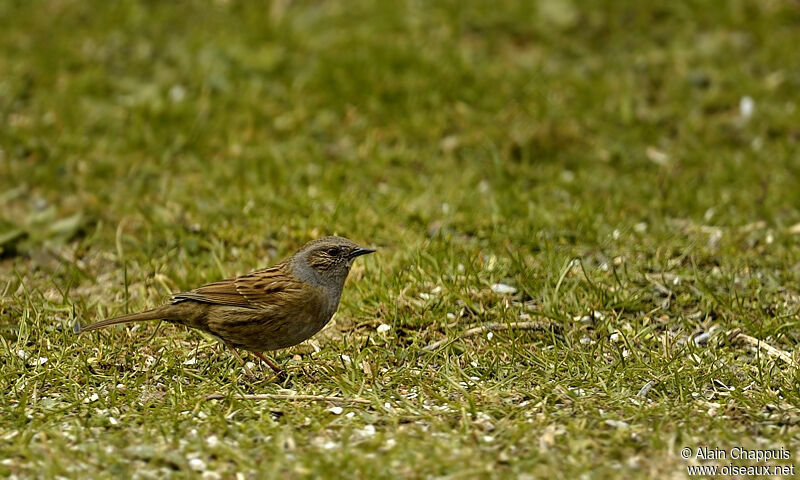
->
[295, 236, 375, 286]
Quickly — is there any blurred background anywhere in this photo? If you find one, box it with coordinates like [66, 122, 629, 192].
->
[3, 0, 799, 265]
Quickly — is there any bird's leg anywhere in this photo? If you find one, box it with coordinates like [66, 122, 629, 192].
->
[252, 352, 283, 375]
[226, 344, 256, 379]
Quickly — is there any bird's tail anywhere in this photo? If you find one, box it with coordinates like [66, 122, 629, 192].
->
[75, 308, 165, 334]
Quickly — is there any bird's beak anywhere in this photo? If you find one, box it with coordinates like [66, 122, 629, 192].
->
[349, 247, 376, 259]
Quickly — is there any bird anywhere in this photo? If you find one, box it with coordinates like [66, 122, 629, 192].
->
[76, 236, 375, 379]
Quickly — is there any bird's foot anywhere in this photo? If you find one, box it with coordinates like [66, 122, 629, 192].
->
[241, 363, 258, 381]
[253, 352, 284, 376]
[271, 369, 289, 383]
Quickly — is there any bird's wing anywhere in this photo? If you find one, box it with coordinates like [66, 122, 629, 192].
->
[170, 264, 305, 309]
[231, 266, 308, 309]
[170, 278, 251, 308]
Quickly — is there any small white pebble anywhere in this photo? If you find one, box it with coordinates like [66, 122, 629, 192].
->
[708, 229, 722, 248]
[108, 417, 119, 426]
[82, 393, 99, 404]
[487, 332, 494, 340]
[115, 384, 126, 392]
[323, 441, 338, 450]
[169, 84, 186, 103]
[206, 435, 218, 448]
[579, 337, 593, 345]
[384, 438, 396, 450]
[446, 313, 456, 320]
[201, 472, 221, 480]
[483, 435, 494, 442]
[36, 357, 48, 366]
[609, 333, 621, 343]
[360, 425, 376, 437]
[183, 357, 197, 366]
[633, 222, 647, 233]
[345, 412, 356, 419]
[340, 355, 352, 366]
[645, 147, 669, 165]
[692, 332, 711, 346]
[196, 411, 208, 419]
[188, 458, 206, 472]
[491, 283, 517, 295]
[637, 381, 654, 398]
[17, 350, 28, 360]
[328, 406, 344, 415]
[376, 324, 391, 333]
[605, 419, 629, 429]
[740, 96, 755, 118]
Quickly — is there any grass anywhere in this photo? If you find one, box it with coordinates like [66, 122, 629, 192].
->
[1, 0, 799, 478]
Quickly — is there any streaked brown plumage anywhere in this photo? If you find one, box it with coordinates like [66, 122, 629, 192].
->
[77, 236, 374, 378]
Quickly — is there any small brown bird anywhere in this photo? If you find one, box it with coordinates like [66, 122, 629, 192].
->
[77, 236, 375, 378]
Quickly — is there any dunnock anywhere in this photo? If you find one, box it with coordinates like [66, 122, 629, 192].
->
[77, 236, 375, 378]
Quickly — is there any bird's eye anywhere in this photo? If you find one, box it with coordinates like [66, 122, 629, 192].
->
[326, 247, 341, 256]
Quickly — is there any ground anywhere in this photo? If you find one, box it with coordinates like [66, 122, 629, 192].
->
[1, 0, 799, 478]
